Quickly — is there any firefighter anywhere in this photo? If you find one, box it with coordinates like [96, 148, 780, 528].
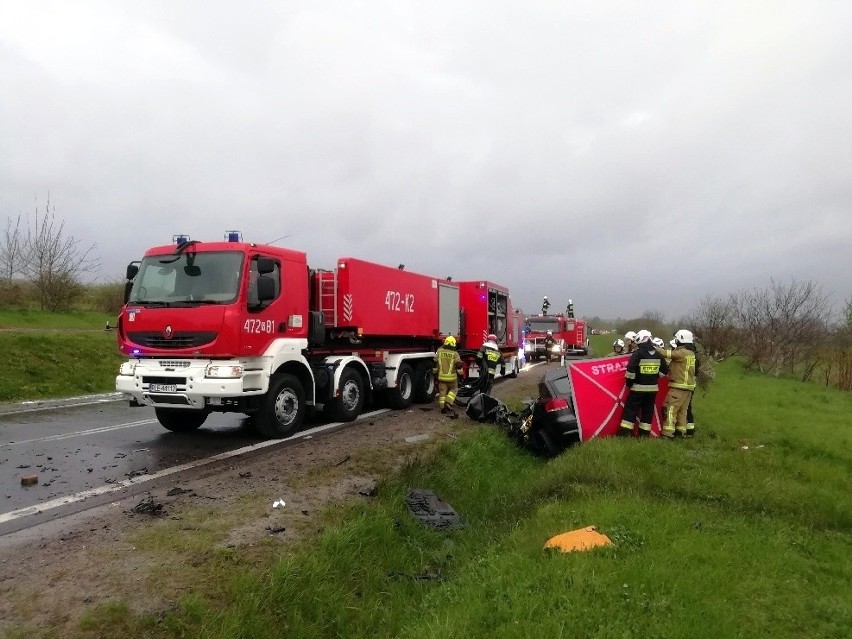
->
[434, 335, 463, 415]
[477, 333, 503, 395]
[618, 329, 668, 437]
[663, 338, 695, 432]
[654, 329, 697, 438]
[544, 330, 556, 362]
[624, 330, 638, 354]
[608, 339, 626, 356]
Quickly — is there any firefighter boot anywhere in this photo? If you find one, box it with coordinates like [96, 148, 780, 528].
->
[617, 426, 634, 438]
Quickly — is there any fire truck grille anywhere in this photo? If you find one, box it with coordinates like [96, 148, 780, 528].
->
[127, 332, 217, 349]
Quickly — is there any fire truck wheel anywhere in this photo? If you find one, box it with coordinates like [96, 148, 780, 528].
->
[388, 363, 414, 409]
[413, 362, 437, 403]
[256, 373, 306, 438]
[155, 408, 208, 432]
[329, 367, 365, 422]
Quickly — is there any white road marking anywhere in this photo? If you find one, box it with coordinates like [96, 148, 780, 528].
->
[0, 408, 390, 525]
[3, 419, 159, 447]
[6, 393, 123, 415]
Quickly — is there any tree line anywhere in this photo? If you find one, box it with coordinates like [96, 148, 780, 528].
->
[583, 280, 850, 392]
[1, 197, 102, 311]
[683, 280, 851, 391]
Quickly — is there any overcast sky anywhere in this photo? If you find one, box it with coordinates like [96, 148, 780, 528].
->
[1, 1, 850, 320]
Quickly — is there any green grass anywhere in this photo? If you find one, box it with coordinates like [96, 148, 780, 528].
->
[0, 332, 124, 401]
[0, 307, 115, 330]
[139, 358, 850, 638]
[589, 332, 618, 355]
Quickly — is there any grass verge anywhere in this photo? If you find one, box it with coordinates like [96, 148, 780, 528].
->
[0, 331, 124, 401]
[69, 357, 847, 638]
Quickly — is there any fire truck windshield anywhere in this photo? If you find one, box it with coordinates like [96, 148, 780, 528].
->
[527, 319, 559, 333]
[128, 251, 244, 305]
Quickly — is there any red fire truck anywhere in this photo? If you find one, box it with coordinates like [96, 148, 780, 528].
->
[523, 312, 589, 362]
[456, 281, 524, 378]
[115, 233, 522, 437]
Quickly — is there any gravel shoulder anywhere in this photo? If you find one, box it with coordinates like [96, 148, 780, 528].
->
[0, 367, 546, 635]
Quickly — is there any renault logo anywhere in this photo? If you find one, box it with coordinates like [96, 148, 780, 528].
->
[164, 325, 173, 339]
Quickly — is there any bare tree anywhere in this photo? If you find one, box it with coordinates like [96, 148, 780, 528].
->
[731, 279, 831, 377]
[683, 295, 740, 359]
[0, 214, 25, 282]
[21, 196, 100, 311]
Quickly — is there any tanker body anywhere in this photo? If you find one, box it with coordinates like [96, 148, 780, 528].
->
[115, 234, 459, 437]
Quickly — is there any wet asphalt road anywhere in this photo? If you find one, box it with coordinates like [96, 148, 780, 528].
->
[0, 400, 261, 515]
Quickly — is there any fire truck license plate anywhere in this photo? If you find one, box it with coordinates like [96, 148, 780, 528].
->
[149, 384, 177, 393]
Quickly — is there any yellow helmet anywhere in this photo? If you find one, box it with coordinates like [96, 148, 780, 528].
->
[443, 335, 456, 347]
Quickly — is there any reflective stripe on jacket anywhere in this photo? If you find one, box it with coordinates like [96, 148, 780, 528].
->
[659, 346, 696, 391]
[625, 344, 668, 392]
[478, 343, 503, 377]
[434, 347, 461, 382]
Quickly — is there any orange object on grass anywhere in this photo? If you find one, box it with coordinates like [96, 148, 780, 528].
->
[544, 526, 612, 552]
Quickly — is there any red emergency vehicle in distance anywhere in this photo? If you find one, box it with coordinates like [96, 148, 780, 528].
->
[456, 281, 524, 377]
[524, 311, 589, 362]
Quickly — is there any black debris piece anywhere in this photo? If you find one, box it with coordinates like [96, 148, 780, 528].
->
[131, 496, 165, 516]
[405, 489, 464, 530]
[166, 487, 192, 496]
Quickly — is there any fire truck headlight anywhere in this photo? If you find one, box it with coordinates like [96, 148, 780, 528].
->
[119, 361, 137, 376]
[206, 364, 244, 379]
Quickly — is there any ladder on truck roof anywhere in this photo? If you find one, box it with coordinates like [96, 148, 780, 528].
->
[315, 269, 337, 326]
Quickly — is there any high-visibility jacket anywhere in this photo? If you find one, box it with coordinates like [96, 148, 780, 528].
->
[625, 344, 668, 392]
[434, 346, 462, 382]
[658, 345, 696, 391]
[478, 341, 503, 378]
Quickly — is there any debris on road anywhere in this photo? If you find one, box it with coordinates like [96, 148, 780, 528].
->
[266, 526, 286, 534]
[131, 496, 165, 516]
[166, 487, 192, 496]
[20, 474, 39, 486]
[404, 434, 430, 444]
[273, 499, 286, 508]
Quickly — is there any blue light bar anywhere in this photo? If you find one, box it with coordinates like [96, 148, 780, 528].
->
[225, 230, 242, 242]
[173, 234, 190, 244]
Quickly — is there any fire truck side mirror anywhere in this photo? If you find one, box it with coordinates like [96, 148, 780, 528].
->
[257, 257, 276, 275]
[256, 275, 275, 302]
[125, 263, 139, 280]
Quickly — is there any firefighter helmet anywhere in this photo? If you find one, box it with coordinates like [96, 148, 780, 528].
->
[651, 337, 664, 348]
[443, 335, 456, 347]
[624, 330, 637, 343]
[487, 333, 497, 342]
[669, 339, 677, 348]
[546, 330, 553, 336]
[674, 329, 694, 344]
[613, 338, 625, 349]
[635, 329, 652, 344]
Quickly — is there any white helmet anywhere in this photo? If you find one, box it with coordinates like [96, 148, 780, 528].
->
[651, 337, 664, 348]
[613, 338, 625, 348]
[624, 331, 637, 342]
[635, 329, 652, 344]
[674, 329, 694, 344]
[669, 339, 677, 348]
[546, 330, 553, 336]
